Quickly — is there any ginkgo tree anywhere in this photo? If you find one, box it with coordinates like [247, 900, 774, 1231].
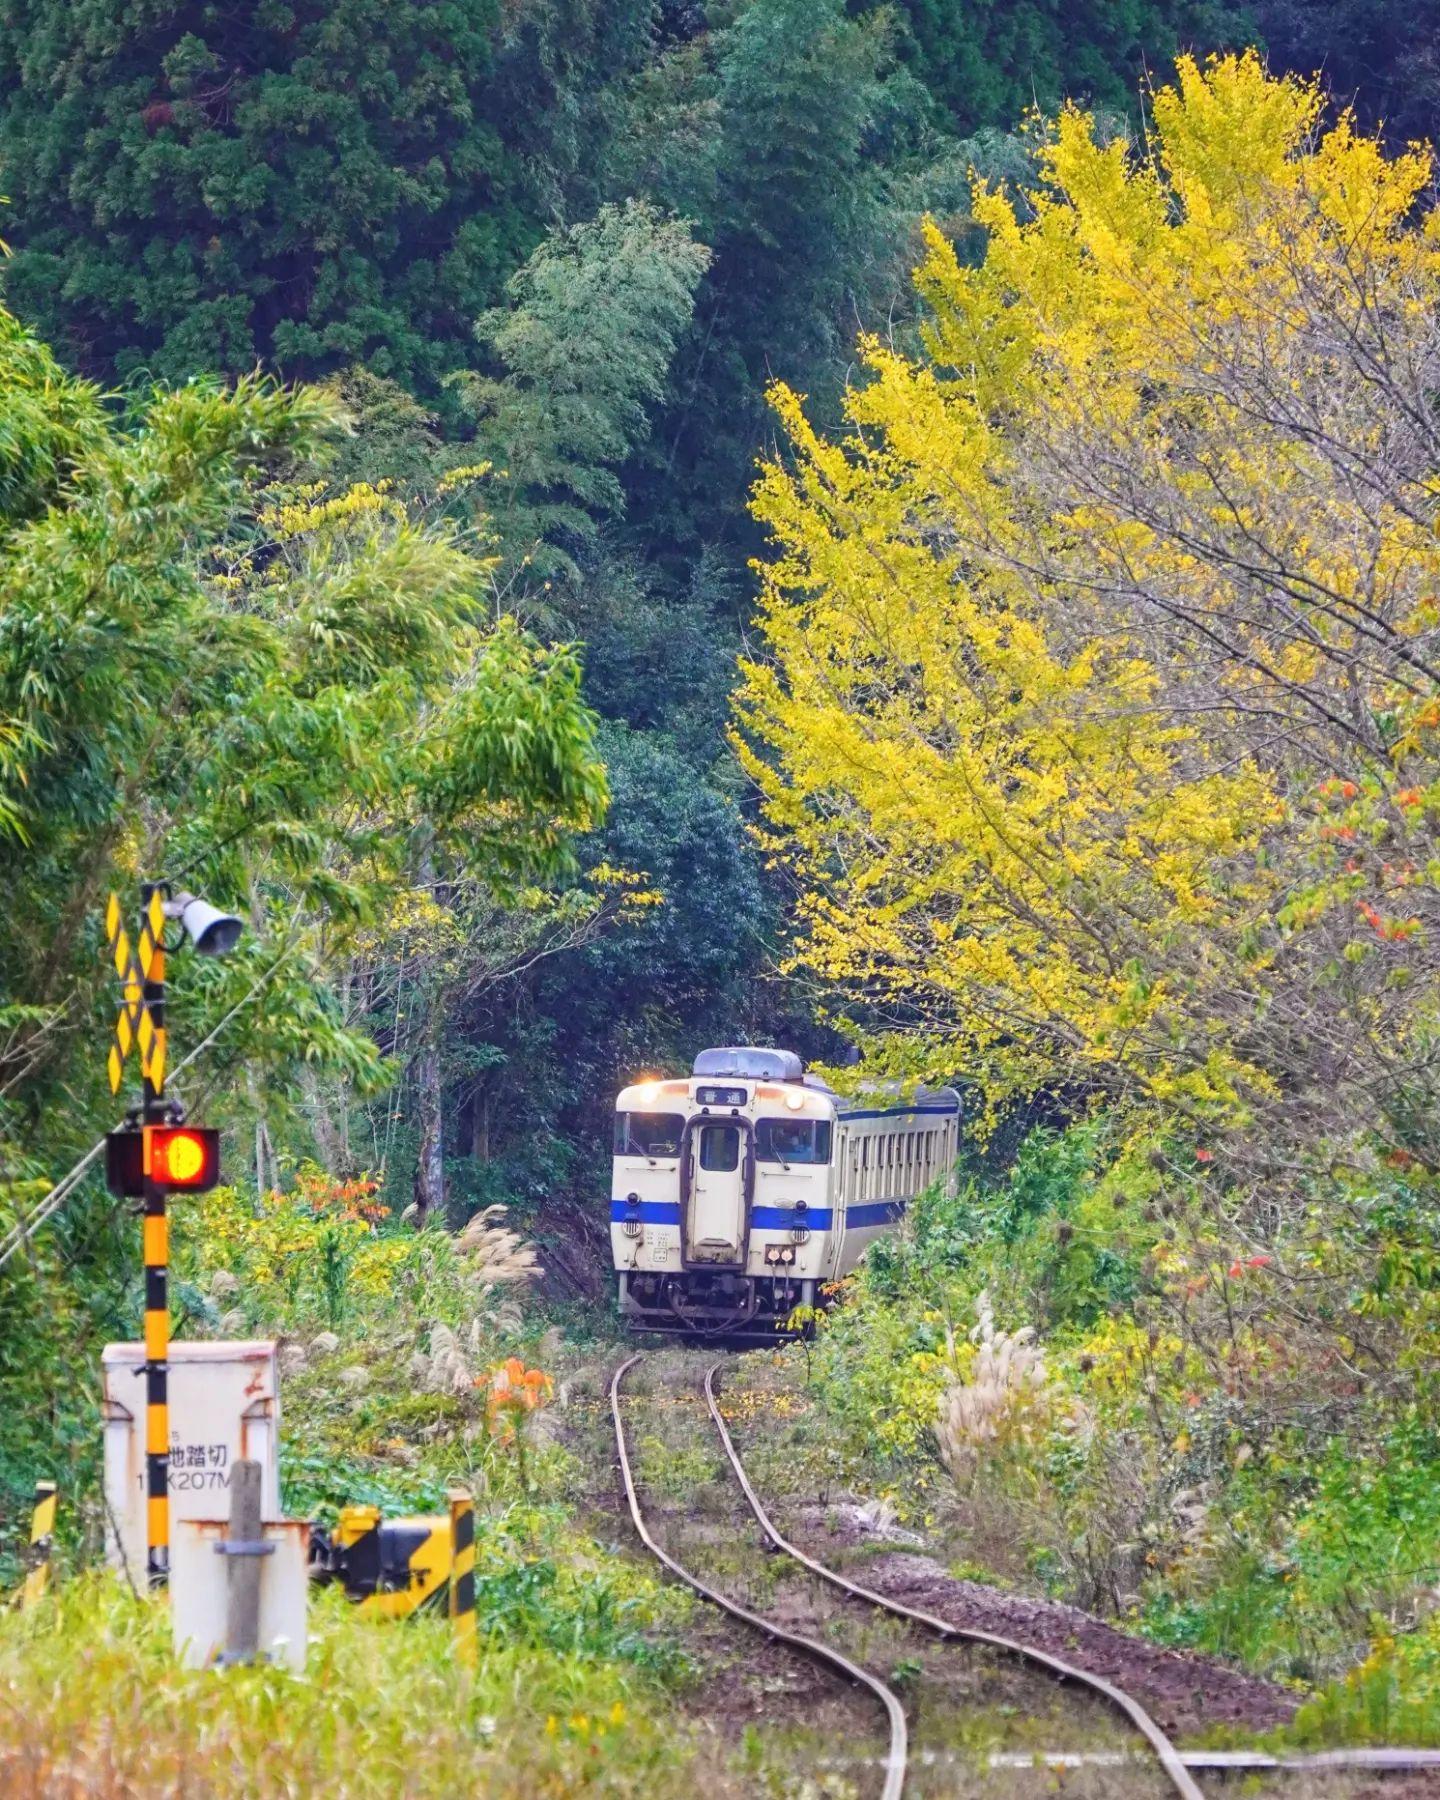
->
[738, 54, 1440, 1156]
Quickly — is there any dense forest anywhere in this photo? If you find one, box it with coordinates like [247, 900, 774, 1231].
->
[4, 0, 1440, 1782]
[0, 0, 1294, 1282]
[3, 0, 1432, 1250]
[6, 0, 1429, 1240]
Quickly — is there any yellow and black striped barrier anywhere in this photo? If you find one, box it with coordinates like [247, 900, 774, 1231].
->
[449, 1490, 476, 1668]
[20, 1480, 57, 1610]
[326, 1504, 451, 1617]
[317, 1492, 479, 1664]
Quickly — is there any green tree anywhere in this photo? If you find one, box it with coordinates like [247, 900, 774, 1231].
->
[0, 291, 608, 1534]
[0, 296, 607, 1196]
[1252, 0, 1440, 144]
[889, 0, 1248, 132]
[609, 0, 924, 559]
[452, 199, 711, 571]
[488, 0, 658, 216]
[0, 0, 530, 386]
[455, 720, 835, 1230]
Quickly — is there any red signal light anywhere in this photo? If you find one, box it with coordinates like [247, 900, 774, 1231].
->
[148, 1126, 220, 1192]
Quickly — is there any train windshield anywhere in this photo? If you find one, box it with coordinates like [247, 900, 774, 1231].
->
[614, 1112, 684, 1158]
[755, 1118, 832, 1165]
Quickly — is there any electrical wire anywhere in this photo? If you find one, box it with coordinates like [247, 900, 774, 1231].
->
[0, 946, 296, 1273]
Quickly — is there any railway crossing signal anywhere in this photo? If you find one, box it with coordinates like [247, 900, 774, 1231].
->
[102, 880, 242, 1590]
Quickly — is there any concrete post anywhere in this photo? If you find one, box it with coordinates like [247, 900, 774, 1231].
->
[223, 1459, 264, 1664]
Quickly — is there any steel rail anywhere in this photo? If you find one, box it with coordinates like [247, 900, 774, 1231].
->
[609, 1353, 907, 1800]
[704, 1360, 1207, 1800]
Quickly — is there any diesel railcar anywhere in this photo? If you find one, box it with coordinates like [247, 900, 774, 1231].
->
[611, 1046, 960, 1336]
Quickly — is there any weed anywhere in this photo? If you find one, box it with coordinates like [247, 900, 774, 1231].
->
[0, 1574, 696, 1798]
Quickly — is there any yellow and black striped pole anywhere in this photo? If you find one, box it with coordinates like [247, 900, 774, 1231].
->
[19, 1480, 56, 1610]
[448, 1489, 476, 1668]
[140, 881, 170, 1590]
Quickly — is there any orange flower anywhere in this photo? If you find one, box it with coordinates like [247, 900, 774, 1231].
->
[484, 1360, 554, 1438]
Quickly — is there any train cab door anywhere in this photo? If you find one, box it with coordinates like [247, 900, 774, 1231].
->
[682, 1118, 751, 1266]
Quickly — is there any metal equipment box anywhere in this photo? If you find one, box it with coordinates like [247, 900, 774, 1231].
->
[100, 1339, 281, 1581]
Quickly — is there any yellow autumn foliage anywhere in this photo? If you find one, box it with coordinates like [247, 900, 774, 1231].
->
[737, 53, 1440, 1124]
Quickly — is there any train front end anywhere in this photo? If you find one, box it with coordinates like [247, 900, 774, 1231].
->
[611, 1047, 835, 1337]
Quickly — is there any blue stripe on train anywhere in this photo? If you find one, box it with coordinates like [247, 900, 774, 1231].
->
[610, 1200, 681, 1224]
[608, 1199, 907, 1229]
[845, 1200, 908, 1228]
[752, 1204, 832, 1229]
[835, 1103, 959, 1122]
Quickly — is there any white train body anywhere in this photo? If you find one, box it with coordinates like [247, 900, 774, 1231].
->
[611, 1046, 960, 1335]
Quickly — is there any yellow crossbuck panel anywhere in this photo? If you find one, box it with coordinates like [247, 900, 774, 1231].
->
[105, 891, 165, 1092]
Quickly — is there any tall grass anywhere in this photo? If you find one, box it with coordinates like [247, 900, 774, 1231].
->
[0, 1575, 694, 1797]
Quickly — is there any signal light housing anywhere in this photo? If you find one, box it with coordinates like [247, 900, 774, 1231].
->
[106, 1129, 144, 1198]
[150, 1126, 220, 1191]
[105, 1125, 221, 1197]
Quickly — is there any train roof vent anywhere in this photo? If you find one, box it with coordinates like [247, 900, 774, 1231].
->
[692, 1046, 804, 1082]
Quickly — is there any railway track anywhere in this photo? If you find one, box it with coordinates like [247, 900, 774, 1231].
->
[609, 1349, 1206, 1800]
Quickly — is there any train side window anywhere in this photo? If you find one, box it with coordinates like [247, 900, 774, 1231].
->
[614, 1112, 685, 1158]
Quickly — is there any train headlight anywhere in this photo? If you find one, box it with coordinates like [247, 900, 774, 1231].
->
[784, 1090, 805, 1111]
[637, 1080, 661, 1104]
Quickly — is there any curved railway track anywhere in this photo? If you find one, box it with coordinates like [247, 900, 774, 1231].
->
[610, 1351, 908, 1800]
[609, 1349, 1206, 1800]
